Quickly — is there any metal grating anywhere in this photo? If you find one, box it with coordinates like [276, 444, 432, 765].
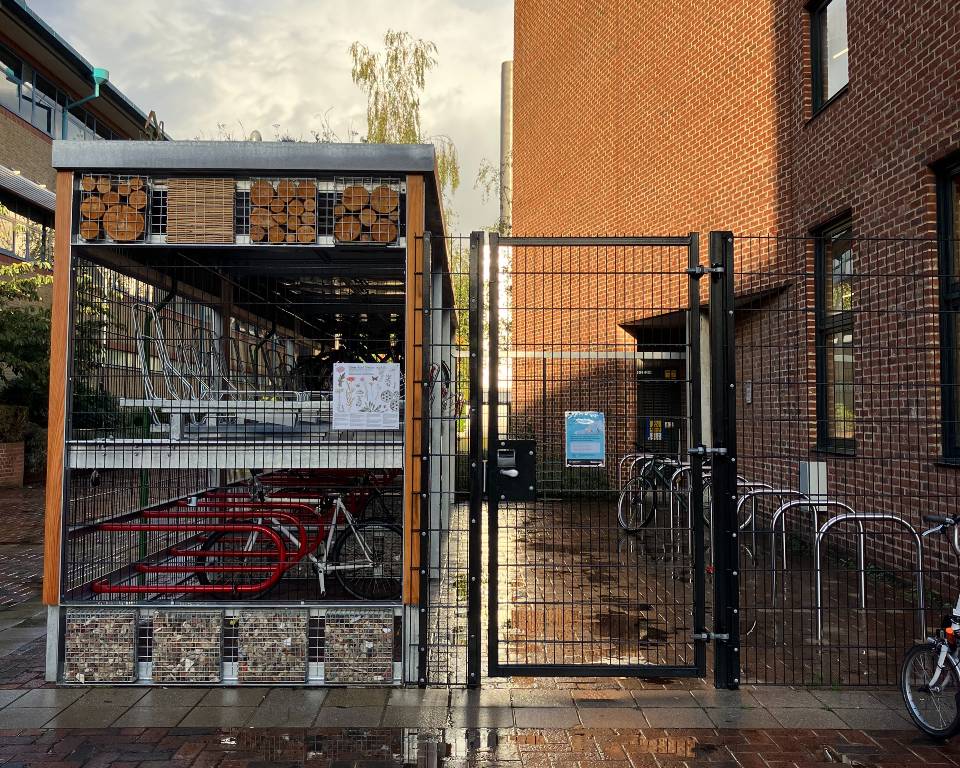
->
[323, 609, 394, 684]
[148, 187, 167, 239]
[235, 189, 250, 237]
[151, 609, 223, 683]
[62, 608, 137, 683]
[237, 609, 307, 683]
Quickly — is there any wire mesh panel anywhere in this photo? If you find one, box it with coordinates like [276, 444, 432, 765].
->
[237, 609, 308, 683]
[150, 609, 223, 683]
[732, 235, 960, 686]
[63, 245, 405, 605]
[415, 234, 480, 686]
[62, 608, 137, 683]
[486, 235, 706, 677]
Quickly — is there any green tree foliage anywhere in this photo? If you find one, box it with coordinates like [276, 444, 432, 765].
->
[0, 257, 52, 423]
[350, 31, 461, 210]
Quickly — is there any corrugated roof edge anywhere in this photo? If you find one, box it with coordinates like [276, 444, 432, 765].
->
[0, 163, 55, 212]
[52, 140, 439, 174]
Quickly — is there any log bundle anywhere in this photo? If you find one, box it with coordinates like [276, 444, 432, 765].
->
[249, 178, 318, 244]
[333, 182, 401, 244]
[78, 175, 148, 242]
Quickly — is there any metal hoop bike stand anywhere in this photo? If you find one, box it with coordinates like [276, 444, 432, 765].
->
[815, 511, 925, 644]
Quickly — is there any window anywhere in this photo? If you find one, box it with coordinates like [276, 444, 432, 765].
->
[810, 0, 849, 111]
[0, 48, 116, 141]
[0, 44, 21, 115]
[815, 218, 855, 452]
[937, 159, 960, 457]
[0, 202, 53, 262]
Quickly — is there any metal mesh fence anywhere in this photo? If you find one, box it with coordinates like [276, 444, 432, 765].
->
[733, 234, 960, 686]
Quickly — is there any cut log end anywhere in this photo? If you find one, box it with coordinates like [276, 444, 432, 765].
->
[341, 185, 369, 211]
[334, 216, 362, 242]
[370, 184, 400, 214]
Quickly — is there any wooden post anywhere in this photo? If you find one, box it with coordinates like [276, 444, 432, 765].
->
[43, 172, 74, 605]
[403, 174, 425, 604]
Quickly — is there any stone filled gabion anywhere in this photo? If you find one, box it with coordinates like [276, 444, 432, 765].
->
[151, 610, 223, 683]
[323, 609, 394, 684]
[237, 610, 307, 683]
[63, 609, 137, 683]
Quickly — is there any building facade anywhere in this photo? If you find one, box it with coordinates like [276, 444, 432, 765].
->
[509, 0, 960, 586]
[0, 0, 162, 265]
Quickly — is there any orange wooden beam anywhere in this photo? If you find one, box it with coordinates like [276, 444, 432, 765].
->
[42, 171, 73, 605]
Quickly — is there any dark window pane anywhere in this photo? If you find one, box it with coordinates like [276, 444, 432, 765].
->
[814, 0, 849, 106]
[826, 226, 853, 313]
[0, 44, 21, 115]
[826, 330, 854, 441]
[953, 175, 960, 278]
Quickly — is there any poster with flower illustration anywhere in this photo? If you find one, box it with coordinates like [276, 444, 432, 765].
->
[332, 363, 401, 430]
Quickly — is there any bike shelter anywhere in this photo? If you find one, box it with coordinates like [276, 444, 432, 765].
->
[43, 141, 455, 686]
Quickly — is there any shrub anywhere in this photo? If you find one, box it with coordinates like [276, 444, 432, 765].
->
[0, 404, 28, 443]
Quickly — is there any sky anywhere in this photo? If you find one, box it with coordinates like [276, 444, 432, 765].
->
[27, 0, 514, 232]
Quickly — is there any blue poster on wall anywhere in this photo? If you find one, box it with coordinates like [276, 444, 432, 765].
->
[565, 411, 606, 467]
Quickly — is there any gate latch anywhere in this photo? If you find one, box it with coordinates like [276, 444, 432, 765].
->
[688, 446, 727, 457]
[693, 631, 730, 642]
[686, 265, 724, 277]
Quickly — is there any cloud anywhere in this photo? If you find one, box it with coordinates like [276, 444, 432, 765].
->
[27, 0, 513, 231]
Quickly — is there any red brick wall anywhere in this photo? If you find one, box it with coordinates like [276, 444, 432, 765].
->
[0, 442, 24, 488]
[511, 0, 960, 570]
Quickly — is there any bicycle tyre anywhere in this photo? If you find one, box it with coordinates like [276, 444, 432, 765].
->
[618, 476, 656, 532]
[901, 642, 960, 739]
[362, 489, 402, 521]
[194, 529, 276, 598]
[330, 520, 403, 600]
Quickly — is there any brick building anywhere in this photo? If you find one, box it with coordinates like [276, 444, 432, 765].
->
[508, 0, 960, 569]
[0, 0, 162, 265]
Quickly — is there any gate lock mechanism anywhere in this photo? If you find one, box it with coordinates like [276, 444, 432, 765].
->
[493, 439, 537, 502]
[693, 631, 731, 642]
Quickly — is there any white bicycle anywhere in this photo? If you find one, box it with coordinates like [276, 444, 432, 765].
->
[191, 478, 402, 601]
[900, 514, 960, 738]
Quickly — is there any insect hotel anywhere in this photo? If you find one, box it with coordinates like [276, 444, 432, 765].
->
[42, 141, 454, 686]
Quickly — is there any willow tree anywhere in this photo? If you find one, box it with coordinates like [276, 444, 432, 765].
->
[350, 31, 460, 210]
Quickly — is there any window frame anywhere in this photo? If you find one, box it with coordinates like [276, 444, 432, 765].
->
[814, 215, 856, 454]
[936, 156, 960, 459]
[809, 0, 849, 114]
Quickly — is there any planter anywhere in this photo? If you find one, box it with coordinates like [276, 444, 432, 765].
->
[0, 441, 24, 488]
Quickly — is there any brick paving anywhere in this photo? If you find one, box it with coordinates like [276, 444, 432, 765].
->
[0, 725, 955, 767]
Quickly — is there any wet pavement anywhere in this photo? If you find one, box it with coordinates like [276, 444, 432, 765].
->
[0, 487, 954, 764]
[0, 725, 957, 767]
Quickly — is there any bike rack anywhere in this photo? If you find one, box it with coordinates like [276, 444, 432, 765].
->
[91, 522, 288, 595]
[815, 511, 925, 644]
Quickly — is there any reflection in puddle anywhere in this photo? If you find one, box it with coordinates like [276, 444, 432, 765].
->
[0, 726, 929, 767]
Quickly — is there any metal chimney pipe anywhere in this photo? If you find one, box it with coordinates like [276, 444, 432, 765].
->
[499, 60, 513, 234]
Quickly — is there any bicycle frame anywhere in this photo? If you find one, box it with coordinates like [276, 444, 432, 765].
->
[222, 495, 379, 596]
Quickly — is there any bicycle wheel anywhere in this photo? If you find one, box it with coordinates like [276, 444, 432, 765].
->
[618, 476, 655, 532]
[363, 489, 402, 521]
[330, 520, 402, 600]
[194, 530, 276, 597]
[901, 642, 960, 738]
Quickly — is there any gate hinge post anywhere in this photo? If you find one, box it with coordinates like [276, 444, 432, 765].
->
[686, 265, 724, 277]
[688, 445, 727, 457]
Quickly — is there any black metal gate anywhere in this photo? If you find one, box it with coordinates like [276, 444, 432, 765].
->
[484, 234, 708, 678]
